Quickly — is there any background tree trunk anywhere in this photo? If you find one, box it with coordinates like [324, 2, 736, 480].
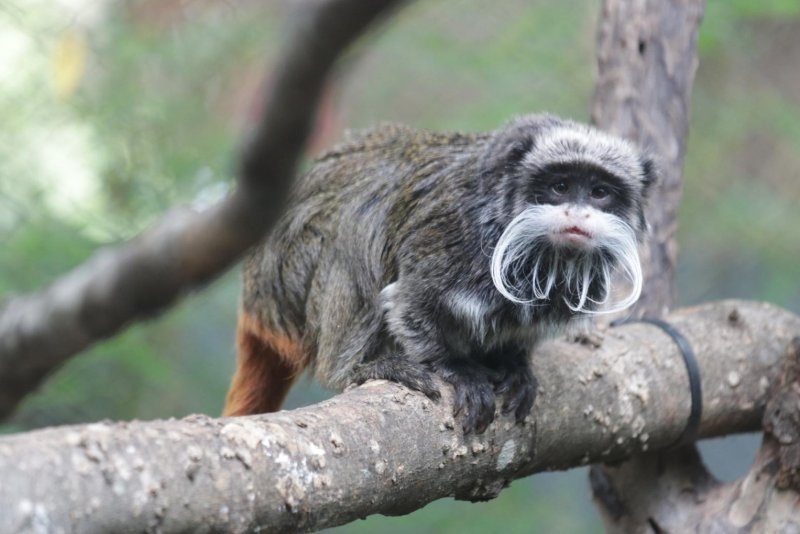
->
[591, 0, 705, 318]
[589, 0, 800, 531]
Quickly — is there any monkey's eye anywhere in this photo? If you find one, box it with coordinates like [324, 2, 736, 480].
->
[591, 185, 610, 199]
[551, 181, 569, 194]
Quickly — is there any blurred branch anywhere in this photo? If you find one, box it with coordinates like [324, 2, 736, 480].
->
[0, 0, 407, 420]
[1, 300, 796, 533]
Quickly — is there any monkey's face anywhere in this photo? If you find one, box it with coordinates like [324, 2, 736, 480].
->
[526, 162, 637, 254]
[489, 152, 653, 314]
[483, 117, 656, 315]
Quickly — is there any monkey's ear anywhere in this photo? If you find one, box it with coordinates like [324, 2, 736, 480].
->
[639, 156, 658, 197]
[506, 137, 535, 166]
[481, 114, 563, 174]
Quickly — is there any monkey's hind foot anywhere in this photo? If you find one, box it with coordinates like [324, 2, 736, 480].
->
[351, 354, 441, 401]
[493, 360, 538, 423]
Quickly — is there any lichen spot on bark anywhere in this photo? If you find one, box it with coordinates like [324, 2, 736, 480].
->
[497, 440, 516, 470]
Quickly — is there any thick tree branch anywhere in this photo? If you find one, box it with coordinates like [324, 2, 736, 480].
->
[1, 300, 797, 533]
[0, 0, 407, 420]
[594, 337, 800, 532]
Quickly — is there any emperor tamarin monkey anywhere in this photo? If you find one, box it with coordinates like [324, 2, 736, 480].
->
[224, 114, 656, 433]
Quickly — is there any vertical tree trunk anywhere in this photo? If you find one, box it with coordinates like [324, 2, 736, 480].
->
[589, 0, 708, 528]
[590, 1, 800, 531]
[591, 0, 704, 318]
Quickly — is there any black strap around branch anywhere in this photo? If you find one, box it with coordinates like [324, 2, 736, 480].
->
[611, 317, 702, 447]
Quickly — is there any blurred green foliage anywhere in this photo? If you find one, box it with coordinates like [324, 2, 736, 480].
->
[0, 0, 798, 531]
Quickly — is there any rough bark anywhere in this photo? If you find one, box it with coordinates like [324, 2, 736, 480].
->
[0, 0, 406, 421]
[591, 0, 705, 318]
[1, 300, 797, 533]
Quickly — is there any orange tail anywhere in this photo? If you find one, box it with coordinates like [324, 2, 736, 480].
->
[223, 311, 309, 416]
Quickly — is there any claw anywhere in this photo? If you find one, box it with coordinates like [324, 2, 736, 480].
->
[440, 364, 497, 434]
[494, 361, 538, 423]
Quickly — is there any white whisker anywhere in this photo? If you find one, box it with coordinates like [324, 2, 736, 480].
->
[490, 204, 643, 315]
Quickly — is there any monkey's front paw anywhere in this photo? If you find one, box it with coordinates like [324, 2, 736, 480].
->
[435, 362, 497, 434]
[494, 364, 538, 423]
[351, 354, 440, 401]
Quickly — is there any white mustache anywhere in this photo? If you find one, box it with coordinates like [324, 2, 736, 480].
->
[490, 204, 643, 315]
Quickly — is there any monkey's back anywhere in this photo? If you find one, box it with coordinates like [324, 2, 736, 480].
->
[241, 124, 485, 383]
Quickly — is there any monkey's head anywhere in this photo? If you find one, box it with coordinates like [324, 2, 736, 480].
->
[483, 115, 656, 314]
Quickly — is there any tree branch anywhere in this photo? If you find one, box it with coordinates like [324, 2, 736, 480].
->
[593, 337, 800, 532]
[1, 300, 797, 533]
[0, 0, 407, 420]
